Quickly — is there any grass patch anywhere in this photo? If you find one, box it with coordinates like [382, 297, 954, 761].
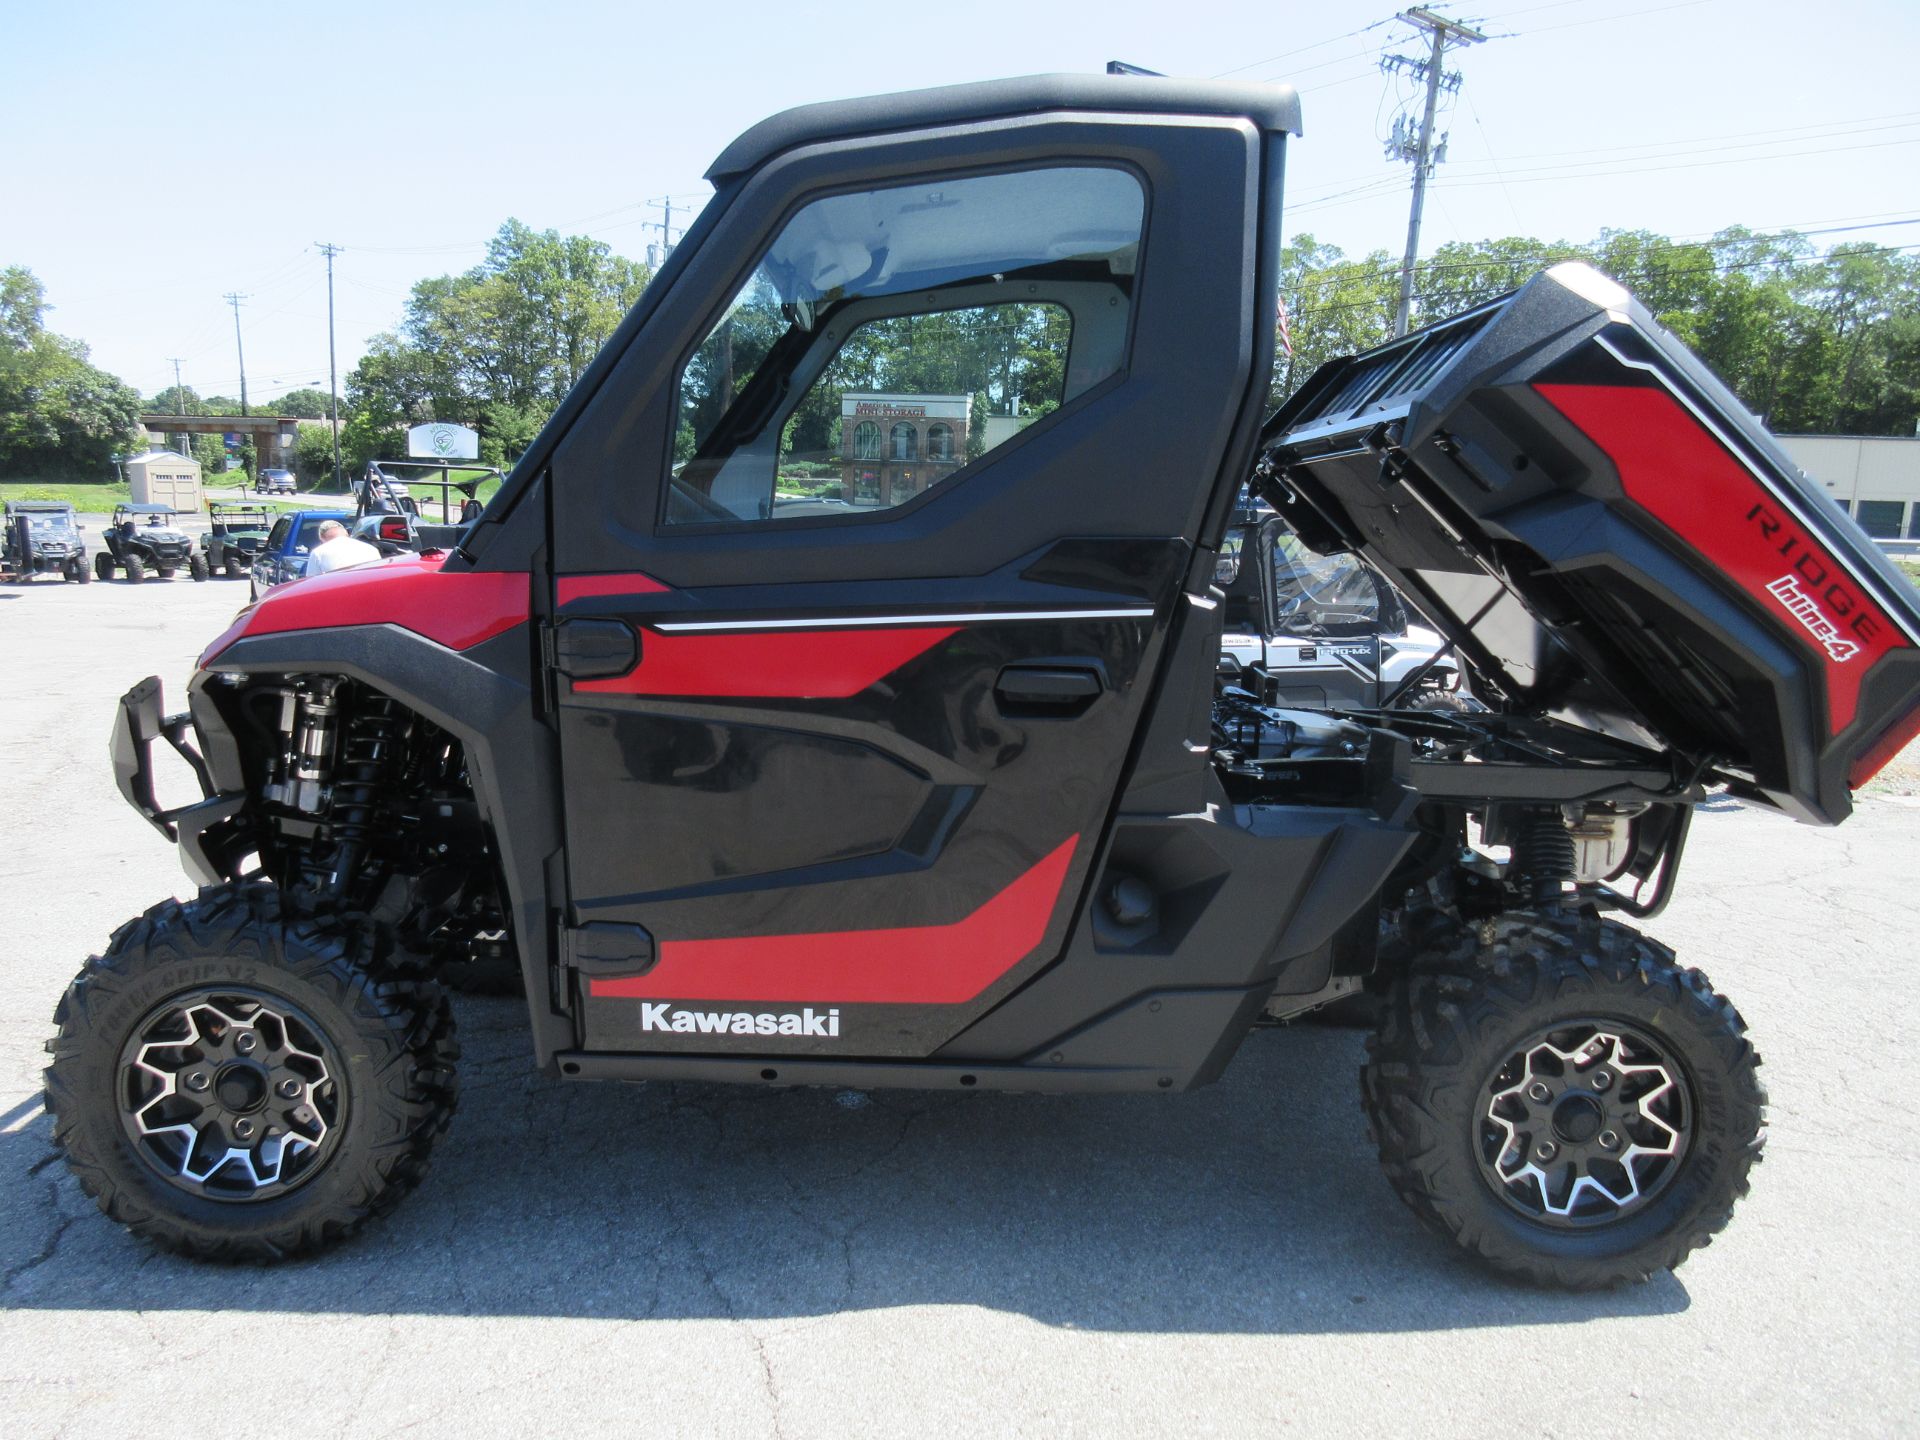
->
[1, 478, 318, 515]
[0, 479, 129, 509]
[1897, 558, 1920, 587]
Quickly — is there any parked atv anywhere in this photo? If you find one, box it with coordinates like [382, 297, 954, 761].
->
[3, 501, 89, 583]
[201, 502, 273, 579]
[96, 504, 207, 583]
[52, 77, 1920, 1291]
[1218, 506, 1466, 712]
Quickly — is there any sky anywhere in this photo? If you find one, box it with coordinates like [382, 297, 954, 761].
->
[3, 0, 1916, 408]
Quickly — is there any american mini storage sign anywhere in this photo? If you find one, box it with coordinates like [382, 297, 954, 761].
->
[407, 422, 480, 460]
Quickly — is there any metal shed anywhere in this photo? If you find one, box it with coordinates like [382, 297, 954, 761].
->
[125, 449, 204, 510]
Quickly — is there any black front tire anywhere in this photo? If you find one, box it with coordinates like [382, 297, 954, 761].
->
[124, 555, 146, 583]
[1362, 910, 1764, 1289]
[189, 554, 210, 582]
[44, 883, 459, 1262]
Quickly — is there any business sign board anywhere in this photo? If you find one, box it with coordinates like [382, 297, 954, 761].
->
[407, 422, 480, 460]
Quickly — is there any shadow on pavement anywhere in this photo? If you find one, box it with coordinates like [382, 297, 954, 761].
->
[1, 994, 1688, 1332]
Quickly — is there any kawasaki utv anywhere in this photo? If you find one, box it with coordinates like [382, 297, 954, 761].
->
[52, 75, 1920, 1289]
[97, 504, 207, 583]
[1218, 504, 1465, 712]
[3, 500, 89, 583]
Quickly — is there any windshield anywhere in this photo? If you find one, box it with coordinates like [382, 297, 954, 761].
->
[1272, 535, 1385, 634]
[20, 511, 77, 538]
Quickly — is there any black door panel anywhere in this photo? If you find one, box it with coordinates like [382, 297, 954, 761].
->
[547, 110, 1272, 1059]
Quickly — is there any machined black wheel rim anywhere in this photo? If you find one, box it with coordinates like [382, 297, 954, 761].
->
[116, 988, 346, 1202]
[1475, 1019, 1692, 1229]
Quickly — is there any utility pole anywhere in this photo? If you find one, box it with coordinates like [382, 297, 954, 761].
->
[645, 196, 678, 269]
[167, 358, 189, 456]
[223, 292, 249, 415]
[316, 243, 344, 491]
[1382, 7, 1485, 337]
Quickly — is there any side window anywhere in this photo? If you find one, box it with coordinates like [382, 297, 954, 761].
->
[668, 166, 1144, 526]
[266, 517, 291, 551]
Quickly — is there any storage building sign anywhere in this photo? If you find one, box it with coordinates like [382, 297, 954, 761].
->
[407, 422, 480, 460]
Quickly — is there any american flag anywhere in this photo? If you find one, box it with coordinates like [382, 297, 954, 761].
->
[1276, 292, 1294, 358]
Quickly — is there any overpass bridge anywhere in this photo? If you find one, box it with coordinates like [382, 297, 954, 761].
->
[139, 413, 302, 467]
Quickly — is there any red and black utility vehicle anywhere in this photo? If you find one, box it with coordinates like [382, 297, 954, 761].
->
[49, 75, 1920, 1287]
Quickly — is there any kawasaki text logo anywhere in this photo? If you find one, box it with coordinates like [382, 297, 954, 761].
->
[1765, 574, 1861, 662]
[639, 1003, 840, 1037]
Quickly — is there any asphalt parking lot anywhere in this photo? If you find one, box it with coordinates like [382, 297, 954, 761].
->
[1, 570, 1916, 1438]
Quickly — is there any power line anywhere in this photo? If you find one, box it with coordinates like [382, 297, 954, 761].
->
[1210, 18, 1392, 77]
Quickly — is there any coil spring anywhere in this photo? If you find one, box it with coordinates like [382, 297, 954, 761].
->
[1512, 812, 1575, 902]
[325, 696, 408, 894]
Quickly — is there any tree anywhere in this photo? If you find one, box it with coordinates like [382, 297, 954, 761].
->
[1267, 228, 1920, 438]
[272, 387, 337, 420]
[148, 384, 205, 415]
[345, 220, 653, 437]
[0, 265, 142, 478]
[477, 400, 542, 468]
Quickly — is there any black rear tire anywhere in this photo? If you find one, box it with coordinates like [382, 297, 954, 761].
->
[44, 883, 459, 1262]
[1362, 909, 1764, 1289]
[189, 554, 209, 582]
[94, 552, 114, 581]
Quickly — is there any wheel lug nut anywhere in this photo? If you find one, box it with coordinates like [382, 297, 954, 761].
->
[1590, 1070, 1611, 1091]
[234, 1032, 258, 1055]
[1527, 1082, 1551, 1103]
[234, 1118, 256, 1140]
[1535, 1140, 1557, 1161]
[184, 1071, 210, 1092]
[278, 1078, 301, 1099]
[1599, 1130, 1620, 1150]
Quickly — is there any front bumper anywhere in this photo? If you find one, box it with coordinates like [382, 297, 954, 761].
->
[112, 677, 246, 886]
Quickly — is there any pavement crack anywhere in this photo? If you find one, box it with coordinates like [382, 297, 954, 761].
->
[2, 1180, 74, 1293]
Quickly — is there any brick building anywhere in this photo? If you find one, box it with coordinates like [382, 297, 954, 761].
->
[840, 393, 970, 507]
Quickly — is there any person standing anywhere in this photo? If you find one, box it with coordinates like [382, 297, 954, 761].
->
[303, 519, 382, 578]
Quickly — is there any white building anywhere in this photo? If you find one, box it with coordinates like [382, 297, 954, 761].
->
[123, 449, 203, 511]
[1777, 434, 1920, 539]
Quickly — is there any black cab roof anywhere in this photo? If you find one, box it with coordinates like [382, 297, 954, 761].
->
[707, 72, 1303, 181]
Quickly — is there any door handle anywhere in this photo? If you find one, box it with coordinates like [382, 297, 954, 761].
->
[550, 618, 639, 680]
[994, 663, 1104, 715]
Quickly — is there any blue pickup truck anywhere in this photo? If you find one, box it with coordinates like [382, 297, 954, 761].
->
[246, 508, 353, 601]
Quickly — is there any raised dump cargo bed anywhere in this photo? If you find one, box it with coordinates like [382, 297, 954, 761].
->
[1256, 262, 1920, 825]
